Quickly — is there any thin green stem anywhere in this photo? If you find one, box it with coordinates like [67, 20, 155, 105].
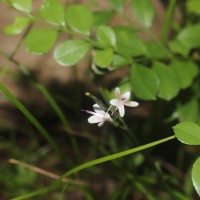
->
[33, 82, 71, 132]
[61, 135, 176, 178]
[11, 184, 62, 200]
[12, 135, 176, 199]
[0, 83, 67, 165]
[33, 82, 81, 164]
[160, 0, 177, 43]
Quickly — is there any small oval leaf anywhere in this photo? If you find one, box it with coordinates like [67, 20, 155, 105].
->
[153, 62, 180, 100]
[114, 27, 148, 57]
[54, 40, 90, 67]
[177, 25, 200, 50]
[131, 64, 159, 100]
[3, 16, 30, 35]
[177, 98, 199, 123]
[170, 60, 199, 89]
[39, 0, 65, 26]
[96, 25, 116, 47]
[25, 29, 58, 54]
[94, 49, 113, 68]
[10, 0, 32, 13]
[173, 122, 200, 145]
[131, 0, 155, 27]
[65, 4, 93, 35]
[192, 157, 200, 197]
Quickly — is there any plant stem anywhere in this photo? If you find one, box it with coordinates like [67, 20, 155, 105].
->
[9, 158, 86, 185]
[13, 135, 176, 199]
[62, 135, 176, 178]
[160, 0, 177, 43]
[0, 83, 67, 165]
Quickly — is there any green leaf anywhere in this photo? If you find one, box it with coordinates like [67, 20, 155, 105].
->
[94, 49, 113, 68]
[131, 0, 155, 27]
[96, 25, 116, 47]
[187, 0, 200, 15]
[192, 157, 200, 197]
[54, 40, 90, 67]
[168, 39, 189, 56]
[25, 29, 58, 54]
[114, 27, 148, 57]
[173, 122, 200, 145]
[131, 64, 159, 100]
[65, 4, 93, 35]
[177, 25, 200, 50]
[152, 62, 180, 100]
[3, 16, 30, 35]
[145, 42, 168, 59]
[10, 0, 32, 13]
[112, 54, 131, 68]
[108, 0, 125, 12]
[93, 10, 113, 26]
[39, 0, 65, 26]
[170, 60, 198, 89]
[177, 98, 199, 123]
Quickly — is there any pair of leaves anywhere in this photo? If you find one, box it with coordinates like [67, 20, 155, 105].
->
[54, 3, 97, 67]
[131, 60, 198, 101]
[40, 1, 93, 34]
[173, 122, 200, 197]
[94, 26, 116, 68]
[25, 30, 91, 65]
[131, 62, 179, 101]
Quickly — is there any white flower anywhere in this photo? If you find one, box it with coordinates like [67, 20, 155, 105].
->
[110, 87, 139, 117]
[83, 104, 112, 127]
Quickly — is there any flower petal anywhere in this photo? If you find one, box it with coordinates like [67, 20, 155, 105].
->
[88, 115, 102, 124]
[110, 99, 119, 106]
[98, 120, 105, 127]
[118, 104, 125, 117]
[105, 113, 112, 122]
[124, 101, 139, 107]
[115, 87, 120, 98]
[122, 91, 130, 100]
[93, 104, 105, 114]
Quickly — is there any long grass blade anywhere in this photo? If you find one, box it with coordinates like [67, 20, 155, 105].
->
[12, 135, 176, 199]
[33, 82, 81, 163]
[33, 83, 71, 131]
[0, 83, 61, 158]
[62, 135, 176, 178]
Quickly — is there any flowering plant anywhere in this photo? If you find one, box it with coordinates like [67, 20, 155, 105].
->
[1, 0, 200, 199]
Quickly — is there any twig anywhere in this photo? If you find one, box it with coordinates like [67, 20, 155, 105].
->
[9, 158, 87, 186]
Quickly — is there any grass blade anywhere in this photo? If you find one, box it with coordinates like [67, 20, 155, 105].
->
[0, 83, 61, 160]
[62, 135, 176, 178]
[33, 82, 71, 131]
